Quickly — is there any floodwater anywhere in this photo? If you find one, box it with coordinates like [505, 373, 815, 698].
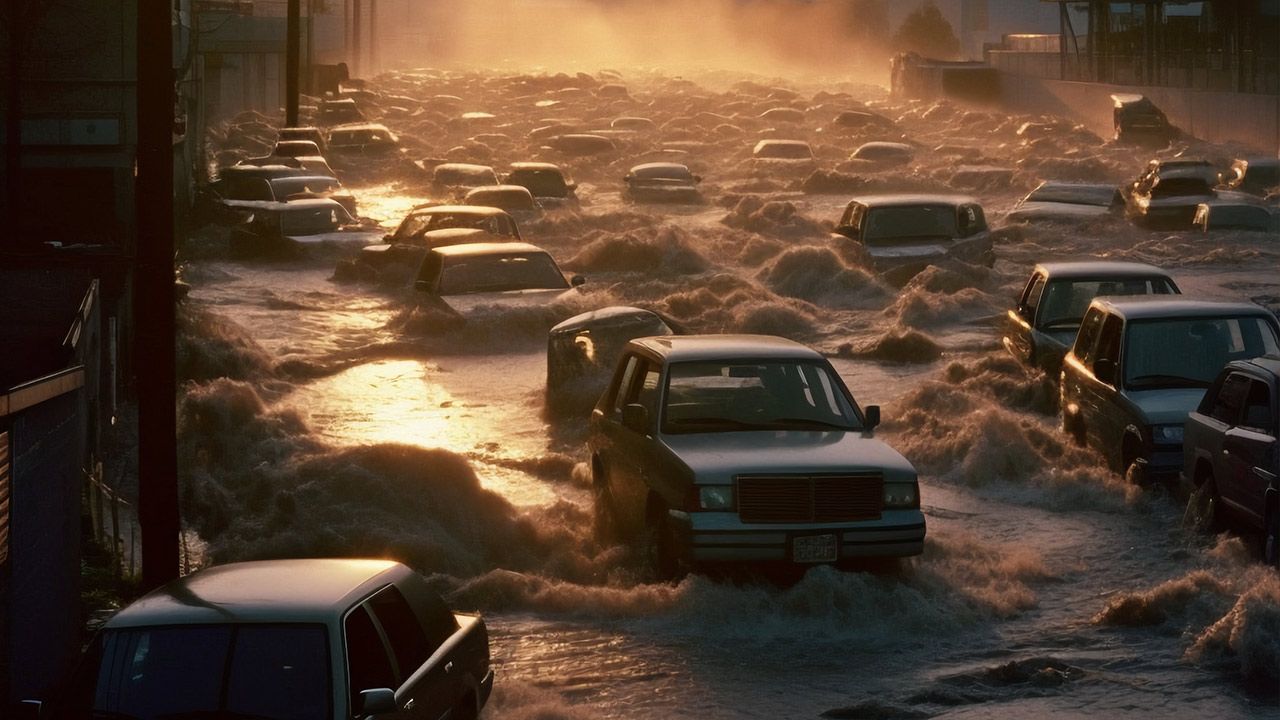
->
[182, 70, 1280, 718]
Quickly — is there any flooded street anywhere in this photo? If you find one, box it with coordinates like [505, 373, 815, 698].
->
[180, 69, 1280, 719]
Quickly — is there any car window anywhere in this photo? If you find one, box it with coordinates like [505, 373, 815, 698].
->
[367, 586, 432, 681]
[1094, 314, 1123, 378]
[1020, 273, 1046, 319]
[1241, 379, 1274, 434]
[611, 355, 641, 413]
[1126, 317, 1280, 389]
[345, 605, 396, 700]
[88, 625, 330, 720]
[1209, 373, 1252, 424]
[437, 253, 567, 295]
[1073, 307, 1106, 365]
[635, 365, 662, 415]
[862, 205, 958, 243]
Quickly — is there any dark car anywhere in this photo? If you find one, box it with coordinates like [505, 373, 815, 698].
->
[832, 194, 994, 282]
[1005, 181, 1123, 224]
[1111, 93, 1177, 145]
[1220, 157, 1280, 198]
[546, 306, 674, 415]
[587, 335, 924, 580]
[278, 126, 329, 155]
[622, 163, 702, 204]
[1124, 159, 1219, 229]
[327, 123, 400, 156]
[1192, 202, 1280, 233]
[504, 162, 578, 207]
[27, 559, 493, 720]
[1004, 261, 1180, 378]
[1060, 297, 1280, 483]
[1183, 356, 1280, 566]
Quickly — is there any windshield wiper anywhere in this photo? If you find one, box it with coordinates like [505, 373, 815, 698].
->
[667, 417, 769, 430]
[766, 417, 853, 430]
[1127, 374, 1210, 388]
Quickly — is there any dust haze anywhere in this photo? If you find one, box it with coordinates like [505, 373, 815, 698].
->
[398, 0, 890, 82]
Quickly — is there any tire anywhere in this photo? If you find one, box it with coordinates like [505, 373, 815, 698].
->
[1264, 508, 1280, 569]
[1187, 473, 1223, 533]
[640, 508, 681, 583]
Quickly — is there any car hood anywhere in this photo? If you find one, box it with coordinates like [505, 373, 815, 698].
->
[443, 288, 576, 315]
[1009, 202, 1109, 220]
[1126, 388, 1207, 425]
[660, 431, 917, 484]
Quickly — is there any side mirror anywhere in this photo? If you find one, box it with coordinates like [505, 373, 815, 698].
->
[864, 405, 881, 430]
[1094, 358, 1116, 385]
[693, 174, 703, 184]
[571, 275, 586, 287]
[835, 225, 857, 240]
[621, 403, 649, 434]
[359, 688, 397, 716]
[16, 700, 43, 720]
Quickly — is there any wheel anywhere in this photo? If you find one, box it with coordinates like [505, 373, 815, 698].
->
[591, 468, 620, 545]
[1264, 508, 1280, 569]
[639, 508, 681, 583]
[1186, 473, 1222, 533]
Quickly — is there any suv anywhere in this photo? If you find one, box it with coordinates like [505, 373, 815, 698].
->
[1004, 262, 1179, 378]
[28, 559, 493, 720]
[1183, 356, 1280, 566]
[833, 195, 994, 282]
[1060, 297, 1280, 482]
[588, 335, 924, 579]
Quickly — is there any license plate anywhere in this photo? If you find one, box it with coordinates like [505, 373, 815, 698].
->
[792, 534, 838, 563]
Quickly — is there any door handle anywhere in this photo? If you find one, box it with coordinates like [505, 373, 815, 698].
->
[444, 661, 454, 673]
[404, 698, 415, 710]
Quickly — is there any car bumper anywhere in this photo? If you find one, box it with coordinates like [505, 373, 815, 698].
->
[671, 509, 926, 562]
[1146, 444, 1183, 481]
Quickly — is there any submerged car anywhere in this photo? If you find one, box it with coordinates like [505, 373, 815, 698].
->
[1183, 355, 1280, 566]
[277, 126, 328, 155]
[1112, 93, 1177, 145]
[1192, 202, 1280, 233]
[1005, 262, 1180, 378]
[1060, 297, 1280, 483]
[622, 163, 702, 204]
[318, 97, 364, 125]
[850, 142, 914, 165]
[833, 194, 994, 281]
[1220, 157, 1280, 198]
[504, 162, 578, 207]
[463, 184, 541, 217]
[588, 335, 925, 579]
[267, 175, 357, 215]
[1125, 159, 1219, 229]
[430, 163, 500, 195]
[752, 139, 813, 160]
[414, 242, 583, 317]
[272, 139, 326, 160]
[328, 123, 400, 155]
[207, 164, 308, 212]
[546, 306, 674, 414]
[229, 198, 377, 256]
[388, 204, 522, 245]
[1005, 181, 1123, 224]
[27, 559, 492, 720]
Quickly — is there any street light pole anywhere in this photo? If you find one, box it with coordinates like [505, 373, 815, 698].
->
[286, 0, 300, 126]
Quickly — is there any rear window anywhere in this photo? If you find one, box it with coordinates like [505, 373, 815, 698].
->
[1125, 316, 1280, 389]
[1038, 277, 1178, 327]
[863, 205, 957, 243]
[82, 625, 330, 720]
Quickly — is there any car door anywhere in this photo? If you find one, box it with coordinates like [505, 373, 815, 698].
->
[1221, 375, 1278, 529]
[1187, 370, 1246, 488]
[1086, 313, 1129, 465]
[595, 353, 654, 536]
[1005, 271, 1046, 365]
[344, 601, 408, 719]
[1062, 306, 1106, 438]
[348, 587, 459, 720]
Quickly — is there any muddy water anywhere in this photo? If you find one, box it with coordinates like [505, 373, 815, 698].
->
[184, 71, 1280, 718]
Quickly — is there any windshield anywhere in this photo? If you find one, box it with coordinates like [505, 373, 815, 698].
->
[509, 169, 568, 197]
[1038, 277, 1178, 328]
[71, 625, 331, 720]
[1124, 316, 1280, 389]
[438, 252, 568, 295]
[633, 166, 692, 181]
[394, 211, 508, 241]
[863, 205, 957, 243]
[661, 360, 860, 434]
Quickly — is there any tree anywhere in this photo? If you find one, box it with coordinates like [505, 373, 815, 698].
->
[891, 1, 962, 60]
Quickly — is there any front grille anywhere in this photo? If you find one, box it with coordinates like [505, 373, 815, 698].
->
[736, 473, 883, 523]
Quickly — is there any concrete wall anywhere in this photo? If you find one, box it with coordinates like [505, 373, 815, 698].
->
[999, 72, 1280, 157]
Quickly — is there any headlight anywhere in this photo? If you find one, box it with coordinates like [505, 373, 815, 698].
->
[698, 486, 734, 511]
[883, 482, 919, 509]
[1151, 424, 1184, 444]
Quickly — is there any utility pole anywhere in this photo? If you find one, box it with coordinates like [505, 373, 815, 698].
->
[136, 0, 180, 589]
[352, 0, 362, 78]
[369, 0, 377, 75]
[287, 0, 300, 126]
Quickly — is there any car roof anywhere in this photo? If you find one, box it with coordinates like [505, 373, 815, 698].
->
[848, 194, 978, 208]
[628, 334, 823, 363]
[551, 306, 667, 335]
[106, 559, 406, 627]
[433, 163, 495, 173]
[755, 139, 810, 147]
[466, 184, 534, 197]
[1228, 354, 1280, 378]
[1035, 261, 1173, 279]
[431, 241, 547, 257]
[509, 162, 563, 172]
[1090, 296, 1275, 321]
[629, 162, 690, 172]
[409, 204, 509, 217]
